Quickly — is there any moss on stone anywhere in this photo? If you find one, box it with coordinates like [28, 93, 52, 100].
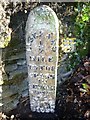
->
[5, 35, 25, 59]
[3, 72, 28, 86]
[9, 93, 19, 99]
[12, 72, 27, 85]
[7, 36, 21, 48]
[5, 59, 17, 66]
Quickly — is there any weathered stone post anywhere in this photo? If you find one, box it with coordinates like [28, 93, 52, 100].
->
[26, 5, 59, 113]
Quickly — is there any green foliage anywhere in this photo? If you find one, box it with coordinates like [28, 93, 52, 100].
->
[75, 3, 90, 38]
[67, 3, 90, 70]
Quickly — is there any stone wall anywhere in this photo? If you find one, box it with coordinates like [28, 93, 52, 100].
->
[2, 33, 28, 112]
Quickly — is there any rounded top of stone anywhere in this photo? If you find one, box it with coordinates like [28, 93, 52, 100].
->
[25, 5, 59, 33]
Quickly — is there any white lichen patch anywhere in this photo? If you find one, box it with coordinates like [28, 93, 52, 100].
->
[61, 38, 76, 53]
[0, 3, 12, 48]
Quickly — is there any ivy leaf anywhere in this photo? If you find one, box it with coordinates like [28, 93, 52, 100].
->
[82, 14, 89, 22]
[82, 83, 90, 95]
[82, 83, 88, 90]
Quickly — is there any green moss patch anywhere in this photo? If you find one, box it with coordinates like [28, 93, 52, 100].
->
[3, 72, 28, 86]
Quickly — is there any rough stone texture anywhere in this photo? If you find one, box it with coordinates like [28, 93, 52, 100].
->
[0, 24, 28, 112]
[0, 49, 3, 112]
[0, 2, 76, 113]
[0, 1, 29, 113]
[0, 3, 12, 48]
[26, 5, 59, 113]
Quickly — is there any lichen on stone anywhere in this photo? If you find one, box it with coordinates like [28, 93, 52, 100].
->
[0, 2, 12, 48]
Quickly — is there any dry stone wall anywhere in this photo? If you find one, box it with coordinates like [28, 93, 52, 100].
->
[1, 36, 28, 112]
